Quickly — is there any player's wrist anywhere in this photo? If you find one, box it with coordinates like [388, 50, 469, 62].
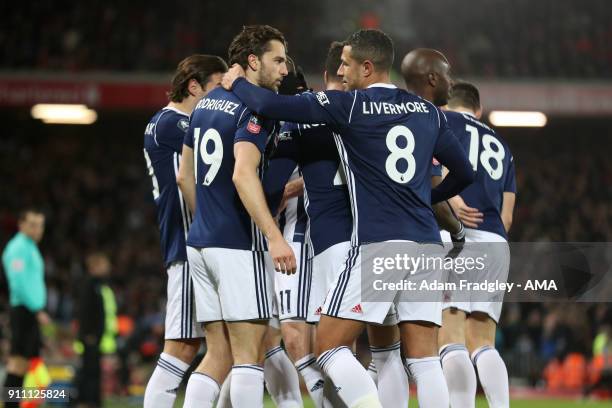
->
[450, 222, 465, 242]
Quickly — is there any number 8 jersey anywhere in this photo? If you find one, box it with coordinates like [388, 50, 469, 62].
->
[183, 87, 277, 251]
[445, 111, 516, 239]
[231, 80, 472, 245]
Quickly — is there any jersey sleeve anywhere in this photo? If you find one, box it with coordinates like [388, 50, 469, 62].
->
[234, 109, 273, 153]
[431, 108, 474, 204]
[156, 114, 190, 153]
[262, 123, 299, 214]
[232, 77, 353, 127]
[504, 154, 517, 193]
[431, 158, 442, 177]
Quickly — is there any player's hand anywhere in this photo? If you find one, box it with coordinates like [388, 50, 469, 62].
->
[221, 64, 246, 90]
[448, 195, 483, 228]
[36, 311, 51, 326]
[269, 236, 297, 275]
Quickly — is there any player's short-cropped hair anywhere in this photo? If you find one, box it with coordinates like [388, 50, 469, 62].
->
[344, 29, 394, 72]
[228, 25, 287, 69]
[325, 41, 344, 81]
[449, 82, 481, 110]
[18, 208, 44, 222]
[168, 54, 228, 102]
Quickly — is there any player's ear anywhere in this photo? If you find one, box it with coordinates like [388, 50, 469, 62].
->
[427, 72, 437, 88]
[475, 106, 483, 120]
[187, 78, 201, 97]
[362, 60, 374, 78]
[247, 54, 259, 72]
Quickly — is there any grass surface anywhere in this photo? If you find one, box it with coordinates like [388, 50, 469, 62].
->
[103, 394, 612, 407]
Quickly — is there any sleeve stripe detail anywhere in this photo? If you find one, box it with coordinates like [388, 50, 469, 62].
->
[236, 107, 248, 128]
[348, 91, 358, 124]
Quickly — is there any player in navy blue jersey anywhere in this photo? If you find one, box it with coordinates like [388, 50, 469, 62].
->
[267, 43, 409, 408]
[441, 82, 516, 408]
[401, 48, 470, 243]
[176, 26, 293, 408]
[222, 29, 474, 408]
[401, 48, 478, 408]
[142, 54, 228, 408]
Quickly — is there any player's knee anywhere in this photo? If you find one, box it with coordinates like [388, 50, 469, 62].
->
[282, 329, 308, 360]
[163, 338, 200, 363]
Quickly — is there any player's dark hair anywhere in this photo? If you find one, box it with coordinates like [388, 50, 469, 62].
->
[18, 208, 44, 222]
[278, 56, 308, 95]
[344, 29, 394, 72]
[228, 25, 287, 70]
[449, 82, 481, 111]
[325, 41, 344, 82]
[168, 54, 228, 102]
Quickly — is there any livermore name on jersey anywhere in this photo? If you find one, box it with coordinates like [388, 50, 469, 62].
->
[143, 107, 192, 266]
[184, 87, 277, 251]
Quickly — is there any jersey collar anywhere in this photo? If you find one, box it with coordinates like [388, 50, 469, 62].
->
[164, 106, 190, 117]
[367, 83, 397, 89]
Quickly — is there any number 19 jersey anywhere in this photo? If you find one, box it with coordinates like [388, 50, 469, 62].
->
[184, 87, 277, 251]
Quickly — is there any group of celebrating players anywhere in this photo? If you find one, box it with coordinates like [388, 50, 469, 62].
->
[142, 24, 516, 408]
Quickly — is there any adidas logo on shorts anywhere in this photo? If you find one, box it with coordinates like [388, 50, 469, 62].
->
[315, 307, 322, 315]
[351, 304, 363, 314]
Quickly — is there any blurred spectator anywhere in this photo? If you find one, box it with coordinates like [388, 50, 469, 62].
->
[0, 0, 610, 78]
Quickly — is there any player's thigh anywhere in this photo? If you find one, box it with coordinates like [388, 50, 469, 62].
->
[164, 261, 204, 340]
[367, 323, 400, 348]
[465, 229, 509, 327]
[187, 246, 223, 323]
[439, 307, 467, 348]
[307, 241, 351, 324]
[227, 320, 269, 364]
[466, 312, 497, 352]
[399, 320, 439, 358]
[315, 314, 365, 356]
[216, 248, 274, 321]
[275, 242, 309, 321]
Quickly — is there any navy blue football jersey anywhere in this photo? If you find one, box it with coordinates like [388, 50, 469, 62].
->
[184, 87, 277, 250]
[263, 122, 353, 255]
[445, 111, 516, 239]
[143, 106, 192, 266]
[232, 80, 473, 245]
[278, 169, 308, 244]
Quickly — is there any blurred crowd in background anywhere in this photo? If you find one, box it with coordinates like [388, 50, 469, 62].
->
[1, 0, 611, 398]
[1, 0, 611, 78]
[0, 114, 610, 394]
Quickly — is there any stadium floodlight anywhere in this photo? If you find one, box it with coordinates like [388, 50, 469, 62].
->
[488, 111, 547, 127]
[31, 104, 98, 125]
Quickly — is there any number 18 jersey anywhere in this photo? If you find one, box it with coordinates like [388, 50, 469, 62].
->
[184, 87, 277, 251]
[445, 111, 516, 239]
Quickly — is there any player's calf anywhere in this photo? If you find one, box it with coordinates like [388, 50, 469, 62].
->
[227, 321, 269, 408]
[263, 324, 303, 408]
[184, 321, 232, 408]
[316, 315, 381, 408]
[467, 312, 509, 408]
[367, 324, 408, 408]
[400, 321, 450, 408]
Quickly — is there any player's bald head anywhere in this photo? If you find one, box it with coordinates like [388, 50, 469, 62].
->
[400, 48, 452, 106]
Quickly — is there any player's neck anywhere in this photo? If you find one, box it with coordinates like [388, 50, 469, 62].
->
[450, 106, 476, 117]
[362, 73, 391, 88]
